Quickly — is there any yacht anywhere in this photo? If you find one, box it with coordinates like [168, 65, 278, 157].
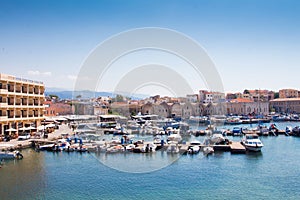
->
[241, 134, 264, 152]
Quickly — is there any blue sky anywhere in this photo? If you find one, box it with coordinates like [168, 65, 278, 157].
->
[0, 0, 300, 95]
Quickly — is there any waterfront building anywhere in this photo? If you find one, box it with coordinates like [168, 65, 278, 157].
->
[226, 98, 269, 115]
[152, 102, 170, 118]
[279, 89, 299, 99]
[186, 94, 199, 103]
[204, 92, 225, 104]
[72, 101, 94, 115]
[248, 89, 274, 102]
[226, 93, 238, 100]
[44, 100, 72, 116]
[270, 98, 300, 114]
[0, 73, 45, 135]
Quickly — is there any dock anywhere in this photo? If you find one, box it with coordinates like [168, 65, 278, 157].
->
[179, 144, 189, 154]
[229, 142, 246, 154]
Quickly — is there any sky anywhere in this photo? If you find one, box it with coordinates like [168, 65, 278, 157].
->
[0, 0, 300, 96]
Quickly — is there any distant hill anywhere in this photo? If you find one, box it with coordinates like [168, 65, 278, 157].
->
[45, 88, 148, 100]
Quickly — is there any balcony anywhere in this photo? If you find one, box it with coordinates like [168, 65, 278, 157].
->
[0, 116, 8, 120]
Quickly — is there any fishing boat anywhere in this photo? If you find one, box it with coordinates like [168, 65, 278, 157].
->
[241, 134, 264, 152]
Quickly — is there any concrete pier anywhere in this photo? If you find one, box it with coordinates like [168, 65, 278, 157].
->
[230, 142, 246, 154]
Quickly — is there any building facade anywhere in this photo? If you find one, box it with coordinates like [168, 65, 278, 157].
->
[0, 73, 45, 135]
[279, 89, 299, 99]
[226, 99, 269, 115]
[44, 100, 72, 116]
[270, 98, 300, 114]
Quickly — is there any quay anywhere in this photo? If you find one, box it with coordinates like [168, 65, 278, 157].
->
[229, 142, 246, 154]
[0, 124, 73, 151]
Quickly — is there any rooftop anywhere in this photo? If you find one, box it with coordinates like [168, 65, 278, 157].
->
[270, 98, 300, 102]
[230, 98, 254, 103]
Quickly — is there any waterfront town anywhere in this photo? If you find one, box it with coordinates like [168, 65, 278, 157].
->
[1, 72, 300, 156]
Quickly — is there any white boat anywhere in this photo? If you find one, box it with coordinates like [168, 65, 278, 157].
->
[106, 145, 124, 153]
[211, 134, 225, 144]
[285, 126, 292, 136]
[188, 145, 200, 154]
[203, 146, 214, 155]
[38, 144, 55, 151]
[153, 135, 163, 144]
[0, 151, 23, 159]
[167, 143, 179, 153]
[167, 132, 182, 142]
[203, 134, 226, 145]
[141, 143, 156, 153]
[241, 134, 264, 152]
[125, 144, 136, 151]
[18, 133, 31, 140]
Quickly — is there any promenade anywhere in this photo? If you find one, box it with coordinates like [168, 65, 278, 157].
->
[0, 124, 74, 151]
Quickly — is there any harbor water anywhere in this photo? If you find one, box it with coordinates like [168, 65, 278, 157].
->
[1, 122, 300, 200]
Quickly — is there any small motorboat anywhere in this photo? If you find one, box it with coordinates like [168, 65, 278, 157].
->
[167, 132, 182, 142]
[141, 143, 156, 153]
[203, 146, 214, 155]
[167, 142, 179, 153]
[232, 127, 242, 136]
[285, 126, 292, 136]
[188, 145, 200, 154]
[37, 144, 55, 151]
[241, 134, 264, 152]
[0, 151, 23, 159]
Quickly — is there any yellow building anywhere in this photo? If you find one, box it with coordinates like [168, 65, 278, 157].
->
[279, 89, 299, 99]
[0, 73, 45, 135]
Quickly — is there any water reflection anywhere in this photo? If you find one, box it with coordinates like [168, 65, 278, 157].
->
[93, 150, 181, 173]
[0, 149, 46, 200]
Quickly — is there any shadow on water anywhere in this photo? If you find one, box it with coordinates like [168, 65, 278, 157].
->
[245, 151, 263, 159]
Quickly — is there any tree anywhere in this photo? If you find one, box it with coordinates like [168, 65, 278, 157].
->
[243, 89, 250, 94]
[274, 92, 279, 99]
[49, 94, 59, 99]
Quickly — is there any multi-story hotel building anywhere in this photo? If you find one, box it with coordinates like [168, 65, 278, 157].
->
[0, 73, 45, 135]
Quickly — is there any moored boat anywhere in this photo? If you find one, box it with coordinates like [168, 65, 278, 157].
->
[241, 134, 264, 152]
[0, 151, 23, 159]
[203, 146, 214, 155]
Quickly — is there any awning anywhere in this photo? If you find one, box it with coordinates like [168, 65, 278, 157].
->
[5, 128, 17, 132]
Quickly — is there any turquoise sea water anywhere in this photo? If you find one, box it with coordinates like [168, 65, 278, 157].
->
[1, 122, 300, 200]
